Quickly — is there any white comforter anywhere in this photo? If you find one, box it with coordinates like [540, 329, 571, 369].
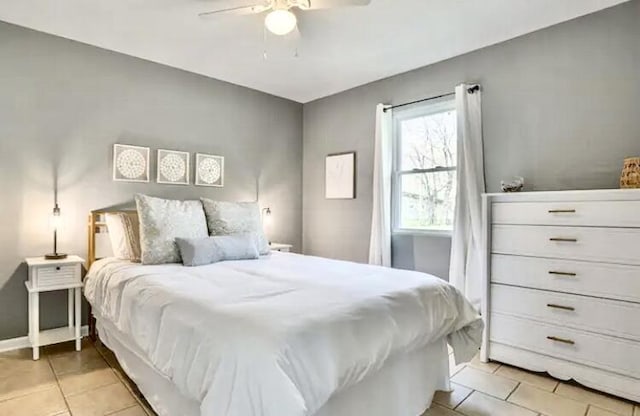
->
[85, 252, 483, 416]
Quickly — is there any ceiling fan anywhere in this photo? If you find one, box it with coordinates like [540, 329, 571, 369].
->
[199, 0, 372, 36]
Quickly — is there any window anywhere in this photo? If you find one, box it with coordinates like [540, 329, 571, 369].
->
[392, 99, 457, 233]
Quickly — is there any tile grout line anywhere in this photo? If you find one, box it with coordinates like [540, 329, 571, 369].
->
[0, 349, 74, 405]
[95, 341, 155, 415]
[53, 343, 122, 396]
[95, 344, 145, 411]
[0, 375, 57, 405]
[491, 363, 502, 374]
[114, 370, 151, 413]
[453, 388, 475, 411]
[507, 396, 550, 416]
[451, 386, 475, 411]
[505, 380, 520, 402]
[50, 341, 138, 416]
[454, 383, 557, 416]
[511, 400, 546, 415]
[45, 351, 73, 415]
[104, 404, 141, 416]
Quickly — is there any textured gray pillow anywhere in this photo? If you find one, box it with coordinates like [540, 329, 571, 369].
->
[135, 194, 209, 265]
[175, 235, 260, 267]
[200, 198, 270, 255]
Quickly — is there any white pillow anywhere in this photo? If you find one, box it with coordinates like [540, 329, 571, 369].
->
[200, 198, 270, 255]
[135, 194, 209, 265]
[105, 213, 141, 262]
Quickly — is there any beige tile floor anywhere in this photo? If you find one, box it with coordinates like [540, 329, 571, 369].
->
[0, 339, 153, 416]
[429, 348, 640, 416]
[0, 338, 638, 416]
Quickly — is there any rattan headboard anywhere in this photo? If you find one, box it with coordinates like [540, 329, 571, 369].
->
[87, 209, 137, 269]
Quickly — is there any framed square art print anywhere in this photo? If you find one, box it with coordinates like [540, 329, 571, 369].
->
[113, 144, 150, 183]
[195, 153, 224, 187]
[157, 149, 189, 185]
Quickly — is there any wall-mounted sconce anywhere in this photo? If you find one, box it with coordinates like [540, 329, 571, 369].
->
[262, 207, 272, 245]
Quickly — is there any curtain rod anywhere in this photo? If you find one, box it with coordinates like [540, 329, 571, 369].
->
[383, 85, 480, 112]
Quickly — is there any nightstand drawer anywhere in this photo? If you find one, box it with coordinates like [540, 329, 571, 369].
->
[34, 265, 79, 287]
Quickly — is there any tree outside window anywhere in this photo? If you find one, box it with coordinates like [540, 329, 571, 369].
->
[393, 101, 457, 232]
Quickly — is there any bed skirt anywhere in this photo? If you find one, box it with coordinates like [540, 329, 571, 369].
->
[96, 316, 450, 416]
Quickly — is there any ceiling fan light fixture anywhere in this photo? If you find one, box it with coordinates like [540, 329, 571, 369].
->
[264, 9, 297, 36]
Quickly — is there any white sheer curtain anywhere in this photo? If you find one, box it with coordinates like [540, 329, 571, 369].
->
[368, 104, 393, 267]
[449, 84, 485, 308]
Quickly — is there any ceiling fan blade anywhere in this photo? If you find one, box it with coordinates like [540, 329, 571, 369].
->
[198, 3, 270, 17]
[298, 0, 371, 10]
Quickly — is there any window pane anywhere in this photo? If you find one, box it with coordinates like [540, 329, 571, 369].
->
[399, 171, 456, 230]
[400, 110, 457, 171]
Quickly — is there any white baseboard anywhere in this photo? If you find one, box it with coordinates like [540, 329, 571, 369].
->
[0, 325, 89, 353]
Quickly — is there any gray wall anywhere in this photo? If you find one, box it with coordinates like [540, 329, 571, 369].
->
[2, 0, 640, 342]
[303, 1, 640, 277]
[0, 22, 303, 341]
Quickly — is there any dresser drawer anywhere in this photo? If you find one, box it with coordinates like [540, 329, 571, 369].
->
[491, 255, 640, 303]
[34, 264, 79, 287]
[492, 225, 640, 265]
[491, 284, 640, 341]
[490, 313, 640, 379]
[492, 201, 640, 227]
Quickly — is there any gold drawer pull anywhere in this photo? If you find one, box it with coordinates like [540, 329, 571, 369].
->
[547, 336, 575, 345]
[547, 303, 575, 311]
[549, 237, 578, 242]
[548, 209, 576, 213]
[548, 271, 577, 277]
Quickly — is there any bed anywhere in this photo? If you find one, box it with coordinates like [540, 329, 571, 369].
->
[85, 209, 483, 416]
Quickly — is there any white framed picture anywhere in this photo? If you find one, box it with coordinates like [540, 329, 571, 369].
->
[325, 152, 356, 199]
[195, 153, 224, 187]
[157, 149, 189, 185]
[113, 144, 150, 183]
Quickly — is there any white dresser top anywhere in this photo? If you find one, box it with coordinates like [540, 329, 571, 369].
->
[484, 188, 640, 202]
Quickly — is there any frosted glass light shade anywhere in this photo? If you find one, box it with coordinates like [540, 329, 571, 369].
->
[50, 205, 62, 230]
[265, 10, 297, 36]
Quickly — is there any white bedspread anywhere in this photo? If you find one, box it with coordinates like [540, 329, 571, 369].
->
[85, 252, 483, 416]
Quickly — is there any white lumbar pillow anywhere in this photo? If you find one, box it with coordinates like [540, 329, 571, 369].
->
[105, 212, 141, 262]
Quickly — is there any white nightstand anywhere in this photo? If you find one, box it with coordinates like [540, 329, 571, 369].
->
[25, 255, 85, 360]
[270, 243, 292, 253]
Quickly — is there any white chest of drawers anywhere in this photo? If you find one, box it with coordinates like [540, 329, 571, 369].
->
[480, 189, 640, 402]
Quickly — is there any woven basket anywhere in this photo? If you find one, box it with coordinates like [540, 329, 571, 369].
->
[620, 157, 640, 188]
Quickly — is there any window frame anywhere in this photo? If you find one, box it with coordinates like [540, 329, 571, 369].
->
[391, 98, 457, 237]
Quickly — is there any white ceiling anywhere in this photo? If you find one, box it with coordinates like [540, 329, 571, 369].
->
[0, 0, 630, 103]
